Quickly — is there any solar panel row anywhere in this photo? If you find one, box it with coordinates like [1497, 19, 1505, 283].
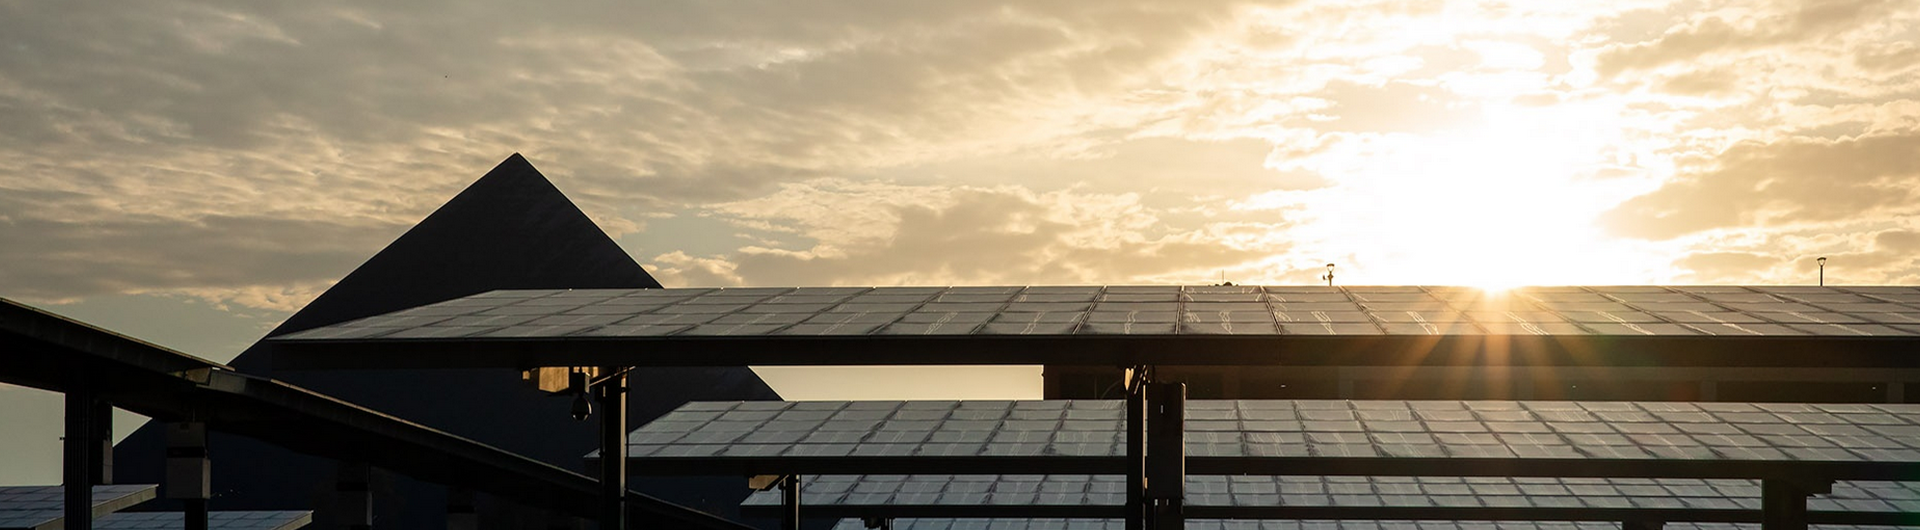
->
[627, 400, 1920, 463]
[827, 520, 1914, 530]
[81, 511, 313, 530]
[0, 485, 153, 512]
[744, 475, 1920, 512]
[280, 286, 1920, 340]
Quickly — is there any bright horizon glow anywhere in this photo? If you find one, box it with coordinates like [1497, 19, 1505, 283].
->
[1252, 102, 1665, 291]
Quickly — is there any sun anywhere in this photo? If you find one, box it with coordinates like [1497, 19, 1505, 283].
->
[1297, 103, 1653, 289]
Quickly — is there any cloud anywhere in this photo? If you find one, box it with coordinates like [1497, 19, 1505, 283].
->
[1602, 130, 1920, 239]
[1664, 226, 1920, 285]
[1592, 0, 1902, 76]
[5, 0, 1920, 310]
[1674, 251, 1781, 281]
[0, 0, 1288, 304]
[645, 180, 1287, 287]
[0, 191, 401, 309]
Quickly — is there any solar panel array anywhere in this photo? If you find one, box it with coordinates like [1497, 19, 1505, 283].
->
[278, 285, 1920, 341]
[0, 485, 154, 514]
[628, 400, 1920, 464]
[827, 520, 1912, 530]
[91, 511, 312, 530]
[746, 475, 1920, 512]
[0, 485, 157, 530]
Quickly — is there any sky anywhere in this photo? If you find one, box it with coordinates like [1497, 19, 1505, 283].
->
[3, 0, 1919, 484]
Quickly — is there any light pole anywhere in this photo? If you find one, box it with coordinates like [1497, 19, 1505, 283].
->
[1818, 257, 1827, 286]
[1320, 263, 1335, 286]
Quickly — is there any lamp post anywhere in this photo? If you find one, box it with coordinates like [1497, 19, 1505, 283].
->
[1320, 263, 1335, 286]
[1818, 257, 1827, 286]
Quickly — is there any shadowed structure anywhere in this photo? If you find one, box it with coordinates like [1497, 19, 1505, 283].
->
[112, 154, 783, 528]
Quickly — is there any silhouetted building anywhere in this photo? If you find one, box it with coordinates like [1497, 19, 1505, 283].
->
[113, 154, 783, 529]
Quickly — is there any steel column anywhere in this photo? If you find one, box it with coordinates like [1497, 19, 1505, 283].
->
[337, 461, 373, 530]
[597, 367, 628, 530]
[1124, 367, 1149, 530]
[781, 474, 801, 530]
[64, 376, 95, 530]
[183, 499, 209, 530]
[1147, 382, 1186, 530]
[92, 400, 113, 485]
[166, 422, 211, 530]
[1761, 478, 1829, 530]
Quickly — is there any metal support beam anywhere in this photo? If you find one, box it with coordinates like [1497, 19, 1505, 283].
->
[1147, 382, 1186, 530]
[166, 422, 211, 530]
[1761, 478, 1831, 530]
[780, 474, 801, 530]
[597, 367, 628, 530]
[64, 376, 95, 530]
[1124, 366, 1150, 530]
[1622, 521, 1664, 530]
[337, 461, 373, 530]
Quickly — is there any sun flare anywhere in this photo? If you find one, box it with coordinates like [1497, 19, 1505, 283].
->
[1288, 103, 1654, 289]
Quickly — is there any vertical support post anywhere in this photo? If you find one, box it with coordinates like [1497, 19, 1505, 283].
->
[64, 377, 95, 530]
[1124, 366, 1149, 530]
[446, 487, 477, 530]
[92, 400, 113, 485]
[337, 461, 373, 530]
[165, 422, 211, 530]
[597, 367, 628, 530]
[1146, 382, 1186, 530]
[780, 474, 801, 530]
[180, 499, 208, 530]
[1761, 478, 1829, 530]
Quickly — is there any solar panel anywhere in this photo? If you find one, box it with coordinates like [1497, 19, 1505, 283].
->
[828, 521, 1914, 530]
[93, 511, 313, 530]
[271, 286, 1920, 370]
[0, 485, 158, 530]
[282, 286, 1920, 340]
[618, 400, 1920, 478]
[745, 475, 1920, 513]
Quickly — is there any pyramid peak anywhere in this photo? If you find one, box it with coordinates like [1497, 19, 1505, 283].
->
[258, 155, 661, 338]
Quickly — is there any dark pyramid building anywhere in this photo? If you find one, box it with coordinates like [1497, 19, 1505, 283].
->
[114, 154, 783, 528]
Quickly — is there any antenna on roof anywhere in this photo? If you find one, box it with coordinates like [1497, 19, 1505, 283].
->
[1320, 263, 1335, 286]
[1216, 271, 1233, 287]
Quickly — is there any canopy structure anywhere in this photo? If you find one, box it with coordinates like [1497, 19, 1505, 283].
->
[270, 285, 1920, 370]
[0, 297, 750, 530]
[264, 284, 1920, 530]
